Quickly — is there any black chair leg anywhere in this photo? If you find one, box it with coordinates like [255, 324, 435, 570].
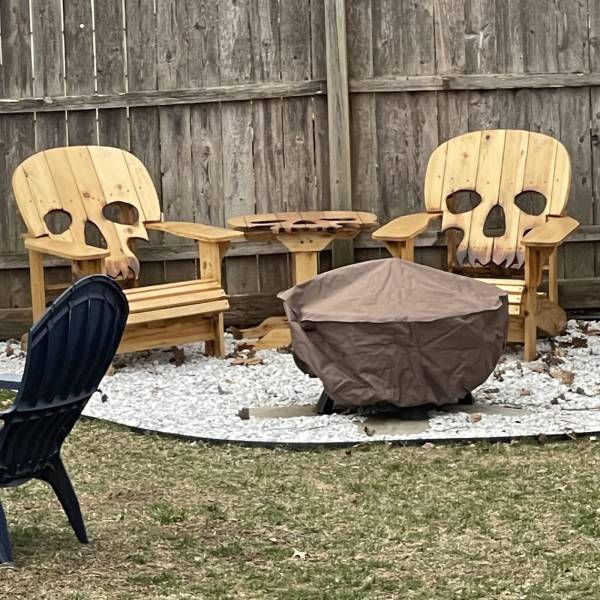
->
[39, 458, 89, 544]
[0, 500, 14, 565]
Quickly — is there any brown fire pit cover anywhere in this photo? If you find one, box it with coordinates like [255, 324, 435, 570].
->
[278, 259, 508, 409]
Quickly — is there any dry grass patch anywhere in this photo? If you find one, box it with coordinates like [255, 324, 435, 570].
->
[1, 419, 600, 599]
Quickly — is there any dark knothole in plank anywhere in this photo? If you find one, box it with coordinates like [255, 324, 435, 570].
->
[483, 205, 506, 237]
[515, 191, 546, 216]
[446, 190, 481, 214]
[44, 209, 72, 235]
[102, 202, 139, 225]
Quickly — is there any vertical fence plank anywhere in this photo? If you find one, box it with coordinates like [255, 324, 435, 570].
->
[126, 0, 163, 276]
[31, 0, 64, 97]
[324, 0, 352, 215]
[95, 0, 129, 151]
[348, 0, 378, 217]
[0, 0, 35, 326]
[64, 0, 96, 148]
[219, 0, 258, 296]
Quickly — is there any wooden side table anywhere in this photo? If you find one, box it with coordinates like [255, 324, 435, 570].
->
[228, 211, 378, 349]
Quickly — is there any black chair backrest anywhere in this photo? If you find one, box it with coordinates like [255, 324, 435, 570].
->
[0, 276, 128, 483]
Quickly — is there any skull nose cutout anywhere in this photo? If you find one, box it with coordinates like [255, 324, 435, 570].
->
[85, 220, 107, 248]
[446, 190, 482, 214]
[483, 205, 505, 237]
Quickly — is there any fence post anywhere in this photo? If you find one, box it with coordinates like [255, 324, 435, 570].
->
[324, 0, 353, 267]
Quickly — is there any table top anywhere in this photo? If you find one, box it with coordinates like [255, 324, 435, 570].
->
[228, 211, 378, 235]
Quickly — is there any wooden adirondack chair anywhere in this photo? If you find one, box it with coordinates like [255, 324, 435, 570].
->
[12, 146, 243, 356]
[372, 130, 580, 361]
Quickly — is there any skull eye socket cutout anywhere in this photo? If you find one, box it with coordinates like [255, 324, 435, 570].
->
[515, 191, 546, 216]
[102, 202, 139, 226]
[44, 209, 72, 235]
[446, 190, 482, 214]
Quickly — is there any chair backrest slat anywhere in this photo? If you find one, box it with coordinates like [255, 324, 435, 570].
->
[0, 276, 128, 483]
[12, 146, 161, 280]
[424, 130, 572, 268]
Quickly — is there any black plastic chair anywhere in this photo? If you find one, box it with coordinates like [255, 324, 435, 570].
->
[0, 275, 128, 565]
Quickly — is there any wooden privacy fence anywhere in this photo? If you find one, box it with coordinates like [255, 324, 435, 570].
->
[1, 0, 600, 337]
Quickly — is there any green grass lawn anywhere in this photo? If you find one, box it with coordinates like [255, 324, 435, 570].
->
[1, 419, 600, 600]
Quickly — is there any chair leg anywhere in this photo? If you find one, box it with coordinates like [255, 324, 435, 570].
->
[38, 457, 89, 545]
[524, 311, 538, 362]
[0, 500, 14, 565]
[206, 314, 225, 358]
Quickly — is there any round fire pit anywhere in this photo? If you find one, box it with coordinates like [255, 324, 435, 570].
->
[279, 259, 508, 412]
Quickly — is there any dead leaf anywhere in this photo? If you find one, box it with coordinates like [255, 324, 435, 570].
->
[542, 351, 564, 367]
[470, 414, 482, 423]
[572, 336, 588, 348]
[559, 336, 588, 349]
[235, 343, 256, 354]
[519, 389, 532, 397]
[238, 408, 250, 420]
[550, 368, 575, 386]
[231, 356, 264, 367]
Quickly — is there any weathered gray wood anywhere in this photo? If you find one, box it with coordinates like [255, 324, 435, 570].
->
[190, 103, 225, 226]
[187, 0, 220, 87]
[350, 73, 600, 93]
[591, 0, 600, 73]
[218, 0, 259, 294]
[0, 80, 327, 114]
[63, 0, 95, 95]
[311, 0, 327, 79]
[159, 106, 194, 237]
[558, 88, 595, 281]
[130, 106, 162, 249]
[0, 0, 33, 98]
[95, 0, 126, 93]
[98, 109, 130, 149]
[556, 0, 588, 73]
[67, 110, 97, 145]
[523, 0, 558, 73]
[125, 0, 158, 91]
[324, 0, 352, 266]
[250, 0, 284, 217]
[31, 0, 64, 97]
[432, 0, 466, 74]
[225, 256, 260, 296]
[35, 112, 67, 150]
[348, 1, 377, 216]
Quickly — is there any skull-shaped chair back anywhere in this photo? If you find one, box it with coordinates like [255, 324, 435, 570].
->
[424, 130, 571, 269]
[12, 146, 161, 280]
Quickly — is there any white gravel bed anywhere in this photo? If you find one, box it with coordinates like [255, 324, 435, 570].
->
[2, 320, 600, 445]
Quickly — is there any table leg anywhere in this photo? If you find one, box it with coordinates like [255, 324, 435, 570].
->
[292, 251, 319, 284]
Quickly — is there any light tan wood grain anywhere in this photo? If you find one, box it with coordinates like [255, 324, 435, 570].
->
[13, 145, 236, 357]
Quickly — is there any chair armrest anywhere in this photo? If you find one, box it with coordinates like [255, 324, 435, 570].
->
[145, 221, 244, 243]
[372, 212, 442, 241]
[24, 237, 110, 260]
[0, 373, 22, 391]
[522, 216, 579, 247]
